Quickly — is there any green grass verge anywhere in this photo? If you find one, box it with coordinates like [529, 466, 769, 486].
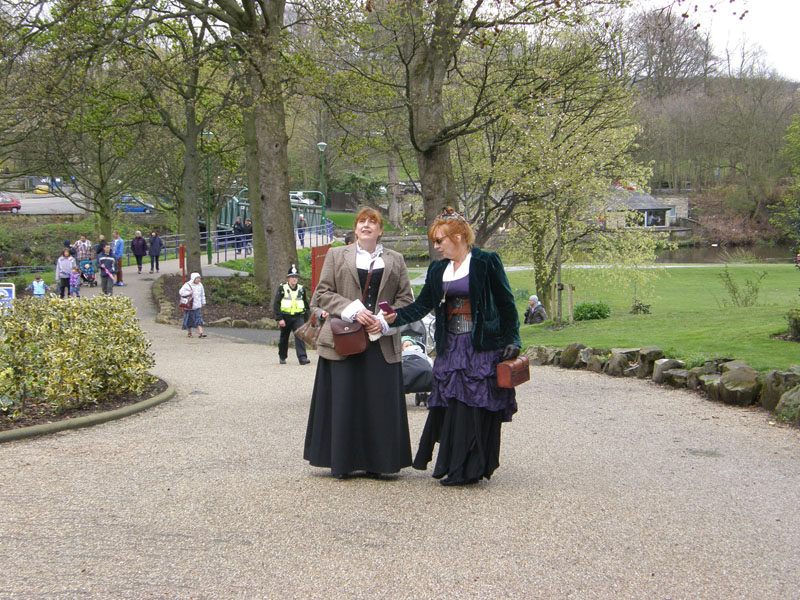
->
[327, 211, 396, 233]
[510, 264, 800, 372]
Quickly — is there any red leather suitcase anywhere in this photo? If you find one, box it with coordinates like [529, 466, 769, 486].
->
[497, 356, 530, 388]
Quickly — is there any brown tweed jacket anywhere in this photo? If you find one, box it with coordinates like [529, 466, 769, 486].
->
[313, 244, 413, 363]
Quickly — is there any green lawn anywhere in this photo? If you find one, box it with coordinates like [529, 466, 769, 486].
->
[327, 211, 397, 232]
[509, 264, 800, 372]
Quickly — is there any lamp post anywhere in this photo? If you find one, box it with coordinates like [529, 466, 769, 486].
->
[317, 142, 327, 223]
[201, 131, 214, 264]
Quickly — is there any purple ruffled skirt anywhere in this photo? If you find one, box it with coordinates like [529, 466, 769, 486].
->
[413, 333, 517, 483]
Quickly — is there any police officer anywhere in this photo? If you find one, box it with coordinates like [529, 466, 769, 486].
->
[273, 264, 311, 365]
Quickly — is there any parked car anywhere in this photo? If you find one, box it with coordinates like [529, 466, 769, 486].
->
[0, 192, 21, 213]
[290, 192, 315, 205]
[115, 194, 155, 213]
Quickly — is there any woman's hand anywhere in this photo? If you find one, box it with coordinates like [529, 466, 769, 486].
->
[355, 310, 382, 334]
[320, 310, 329, 319]
[384, 312, 397, 324]
[501, 344, 521, 361]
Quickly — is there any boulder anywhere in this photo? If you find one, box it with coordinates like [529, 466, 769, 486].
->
[208, 317, 232, 327]
[717, 367, 761, 407]
[559, 342, 588, 369]
[663, 369, 689, 388]
[602, 352, 630, 377]
[705, 377, 722, 402]
[653, 359, 685, 384]
[720, 360, 750, 374]
[611, 348, 640, 361]
[687, 363, 718, 390]
[775, 385, 800, 424]
[253, 317, 279, 330]
[760, 371, 800, 411]
[636, 346, 665, 379]
[587, 355, 607, 373]
[231, 319, 251, 328]
[624, 365, 639, 378]
[579, 347, 595, 367]
[698, 374, 721, 394]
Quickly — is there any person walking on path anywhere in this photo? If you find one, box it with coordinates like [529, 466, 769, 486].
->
[273, 264, 310, 365]
[296, 213, 308, 248]
[112, 231, 125, 286]
[233, 216, 245, 254]
[148, 230, 163, 273]
[72, 235, 94, 262]
[55, 247, 76, 299]
[94, 234, 107, 258]
[131, 231, 148, 274]
[68, 266, 82, 297]
[386, 206, 521, 487]
[96, 244, 117, 296]
[523, 295, 548, 324]
[304, 207, 414, 480]
[25, 274, 50, 298]
[179, 272, 207, 338]
[243, 218, 253, 253]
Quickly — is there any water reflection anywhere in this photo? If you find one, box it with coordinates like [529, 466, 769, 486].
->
[655, 244, 795, 264]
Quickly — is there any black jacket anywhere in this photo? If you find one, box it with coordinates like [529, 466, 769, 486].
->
[273, 282, 309, 320]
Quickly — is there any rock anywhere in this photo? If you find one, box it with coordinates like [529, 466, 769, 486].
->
[579, 347, 595, 367]
[705, 377, 721, 402]
[624, 365, 639, 377]
[587, 355, 606, 373]
[231, 319, 251, 328]
[787, 365, 800, 375]
[775, 385, 800, 423]
[208, 317, 232, 327]
[718, 367, 761, 407]
[636, 346, 665, 379]
[611, 348, 640, 361]
[720, 360, 750, 373]
[687, 363, 718, 390]
[653, 358, 685, 384]
[559, 342, 587, 369]
[602, 352, 629, 377]
[760, 371, 800, 412]
[704, 357, 734, 372]
[253, 317, 279, 330]
[663, 369, 689, 387]
[698, 374, 721, 394]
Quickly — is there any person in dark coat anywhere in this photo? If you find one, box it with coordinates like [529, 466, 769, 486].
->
[243, 218, 253, 253]
[148, 230, 163, 273]
[296, 213, 308, 248]
[96, 244, 117, 295]
[386, 206, 521, 487]
[94, 234, 107, 257]
[273, 264, 310, 365]
[233, 216, 245, 253]
[523, 295, 548, 324]
[130, 230, 148, 274]
[62, 240, 76, 258]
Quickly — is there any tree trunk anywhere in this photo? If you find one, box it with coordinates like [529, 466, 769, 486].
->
[387, 151, 401, 228]
[255, 88, 296, 295]
[418, 142, 457, 256]
[182, 113, 202, 276]
[555, 211, 563, 326]
[243, 104, 270, 291]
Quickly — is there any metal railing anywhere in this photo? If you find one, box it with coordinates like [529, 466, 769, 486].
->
[1, 220, 334, 279]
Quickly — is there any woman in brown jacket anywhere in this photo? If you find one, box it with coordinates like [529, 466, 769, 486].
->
[304, 207, 414, 479]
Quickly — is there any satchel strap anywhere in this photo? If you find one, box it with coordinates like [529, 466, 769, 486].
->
[360, 259, 375, 304]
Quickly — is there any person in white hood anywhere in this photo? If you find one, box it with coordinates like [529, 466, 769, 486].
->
[179, 272, 207, 338]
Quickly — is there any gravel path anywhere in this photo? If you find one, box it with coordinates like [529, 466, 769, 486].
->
[1, 259, 799, 599]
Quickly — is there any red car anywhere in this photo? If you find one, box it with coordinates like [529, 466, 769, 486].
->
[0, 192, 21, 213]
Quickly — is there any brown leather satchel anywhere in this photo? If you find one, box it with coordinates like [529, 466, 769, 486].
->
[497, 355, 530, 388]
[329, 260, 374, 356]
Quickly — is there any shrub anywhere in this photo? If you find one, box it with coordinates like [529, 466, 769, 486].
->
[789, 308, 800, 339]
[573, 300, 611, 321]
[0, 296, 154, 419]
[717, 265, 767, 307]
[204, 275, 265, 306]
[631, 299, 651, 314]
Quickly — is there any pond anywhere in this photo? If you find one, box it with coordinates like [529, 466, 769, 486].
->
[656, 244, 797, 264]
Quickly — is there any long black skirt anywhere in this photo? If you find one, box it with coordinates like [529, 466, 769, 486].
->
[412, 402, 503, 483]
[304, 343, 412, 476]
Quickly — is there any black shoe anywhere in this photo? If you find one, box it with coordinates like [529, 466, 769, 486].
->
[440, 477, 479, 487]
[279, 358, 287, 364]
[332, 473, 349, 480]
[299, 358, 310, 365]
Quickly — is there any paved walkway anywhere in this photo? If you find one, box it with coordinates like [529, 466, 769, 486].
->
[1, 258, 800, 599]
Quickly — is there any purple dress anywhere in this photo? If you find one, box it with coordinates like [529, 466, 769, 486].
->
[413, 275, 516, 484]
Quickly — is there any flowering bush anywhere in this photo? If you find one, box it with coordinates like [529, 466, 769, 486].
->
[0, 296, 154, 419]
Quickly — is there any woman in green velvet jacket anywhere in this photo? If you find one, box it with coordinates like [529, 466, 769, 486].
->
[387, 207, 521, 486]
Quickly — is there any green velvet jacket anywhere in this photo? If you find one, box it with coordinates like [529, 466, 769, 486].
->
[394, 247, 521, 356]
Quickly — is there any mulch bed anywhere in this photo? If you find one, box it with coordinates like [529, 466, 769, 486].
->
[0, 378, 169, 433]
[160, 274, 274, 323]
[770, 333, 800, 343]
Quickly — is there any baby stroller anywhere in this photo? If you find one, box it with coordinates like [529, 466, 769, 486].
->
[400, 315, 435, 406]
[79, 260, 97, 287]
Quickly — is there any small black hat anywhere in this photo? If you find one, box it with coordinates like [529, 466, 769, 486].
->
[287, 264, 299, 277]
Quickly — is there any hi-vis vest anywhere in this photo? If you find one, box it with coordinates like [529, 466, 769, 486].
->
[280, 283, 305, 315]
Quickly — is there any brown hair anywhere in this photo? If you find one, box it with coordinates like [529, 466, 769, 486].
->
[428, 206, 475, 247]
[353, 207, 384, 232]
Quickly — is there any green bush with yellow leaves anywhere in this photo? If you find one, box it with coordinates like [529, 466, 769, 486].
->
[0, 295, 154, 419]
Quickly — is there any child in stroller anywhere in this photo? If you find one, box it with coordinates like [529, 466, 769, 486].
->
[400, 316, 435, 406]
[79, 260, 98, 287]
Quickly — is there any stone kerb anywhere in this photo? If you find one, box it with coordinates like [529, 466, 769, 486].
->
[527, 343, 800, 426]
